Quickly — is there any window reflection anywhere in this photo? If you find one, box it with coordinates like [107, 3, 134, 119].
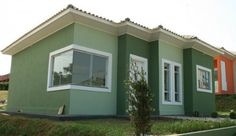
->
[51, 50, 108, 88]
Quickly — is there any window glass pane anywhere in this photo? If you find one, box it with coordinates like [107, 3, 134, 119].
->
[92, 55, 107, 87]
[164, 63, 170, 101]
[198, 68, 210, 90]
[72, 51, 91, 86]
[130, 58, 146, 81]
[174, 66, 180, 102]
[52, 50, 73, 86]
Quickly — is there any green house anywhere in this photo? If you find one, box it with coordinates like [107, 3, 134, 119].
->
[2, 5, 223, 116]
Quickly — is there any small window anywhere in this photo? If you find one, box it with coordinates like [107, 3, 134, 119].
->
[47, 44, 112, 92]
[221, 61, 227, 91]
[162, 59, 182, 105]
[130, 54, 148, 80]
[196, 65, 212, 93]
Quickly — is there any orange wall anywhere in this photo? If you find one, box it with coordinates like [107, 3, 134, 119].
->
[214, 55, 235, 94]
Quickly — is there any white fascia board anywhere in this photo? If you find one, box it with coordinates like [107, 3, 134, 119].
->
[192, 39, 223, 56]
[2, 7, 224, 58]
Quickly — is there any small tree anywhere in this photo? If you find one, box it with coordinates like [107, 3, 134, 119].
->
[125, 61, 154, 136]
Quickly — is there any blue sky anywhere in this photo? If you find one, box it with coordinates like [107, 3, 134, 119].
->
[0, 0, 236, 75]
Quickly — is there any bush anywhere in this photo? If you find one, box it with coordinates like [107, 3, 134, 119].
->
[216, 95, 236, 112]
[125, 61, 154, 136]
[211, 112, 218, 118]
[192, 111, 200, 117]
[230, 112, 236, 119]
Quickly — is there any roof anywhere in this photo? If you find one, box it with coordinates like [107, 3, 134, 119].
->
[0, 74, 9, 82]
[219, 47, 236, 59]
[2, 4, 224, 57]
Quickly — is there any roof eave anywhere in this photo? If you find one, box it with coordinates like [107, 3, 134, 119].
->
[191, 39, 224, 57]
[2, 8, 74, 55]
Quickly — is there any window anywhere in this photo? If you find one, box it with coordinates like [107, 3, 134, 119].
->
[174, 66, 181, 102]
[52, 51, 73, 86]
[214, 68, 219, 93]
[196, 65, 212, 93]
[162, 59, 182, 105]
[47, 44, 112, 92]
[221, 61, 227, 91]
[130, 54, 148, 80]
[164, 63, 171, 102]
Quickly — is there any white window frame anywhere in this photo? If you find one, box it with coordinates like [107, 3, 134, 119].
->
[129, 54, 148, 80]
[214, 68, 219, 93]
[196, 65, 212, 93]
[162, 59, 183, 105]
[47, 44, 112, 92]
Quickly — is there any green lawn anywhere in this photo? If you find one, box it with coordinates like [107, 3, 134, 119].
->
[0, 114, 235, 136]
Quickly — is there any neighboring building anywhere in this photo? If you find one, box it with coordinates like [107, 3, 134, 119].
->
[214, 48, 236, 95]
[1, 5, 223, 116]
[0, 74, 9, 90]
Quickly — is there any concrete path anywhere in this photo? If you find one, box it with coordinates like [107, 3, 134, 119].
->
[161, 115, 234, 122]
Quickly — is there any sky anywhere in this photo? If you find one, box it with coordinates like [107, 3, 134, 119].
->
[0, 0, 236, 75]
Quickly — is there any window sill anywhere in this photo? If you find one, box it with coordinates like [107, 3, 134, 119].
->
[162, 101, 183, 105]
[47, 85, 111, 92]
[197, 88, 212, 93]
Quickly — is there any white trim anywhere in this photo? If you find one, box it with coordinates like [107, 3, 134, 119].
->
[47, 44, 112, 92]
[162, 59, 183, 105]
[129, 54, 148, 80]
[196, 65, 212, 93]
[2, 8, 223, 57]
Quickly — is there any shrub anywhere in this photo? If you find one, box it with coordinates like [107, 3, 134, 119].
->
[192, 111, 200, 117]
[125, 61, 154, 136]
[211, 112, 218, 118]
[216, 95, 236, 112]
[230, 112, 236, 119]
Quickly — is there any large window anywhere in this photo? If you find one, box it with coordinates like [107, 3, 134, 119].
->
[196, 65, 212, 93]
[162, 59, 182, 105]
[47, 44, 112, 92]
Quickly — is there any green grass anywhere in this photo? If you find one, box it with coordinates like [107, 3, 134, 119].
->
[0, 114, 236, 136]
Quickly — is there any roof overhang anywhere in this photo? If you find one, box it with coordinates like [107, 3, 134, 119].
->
[2, 6, 224, 57]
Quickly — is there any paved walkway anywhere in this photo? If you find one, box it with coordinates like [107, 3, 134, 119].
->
[161, 115, 234, 122]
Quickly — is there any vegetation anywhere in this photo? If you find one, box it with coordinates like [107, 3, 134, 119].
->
[211, 112, 218, 118]
[0, 114, 236, 136]
[216, 94, 236, 112]
[0, 91, 8, 100]
[125, 62, 154, 135]
[230, 111, 236, 119]
[0, 84, 8, 90]
[0, 91, 7, 111]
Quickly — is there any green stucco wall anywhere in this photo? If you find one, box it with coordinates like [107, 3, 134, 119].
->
[117, 34, 159, 115]
[184, 48, 215, 116]
[69, 23, 117, 115]
[149, 41, 159, 115]
[158, 40, 185, 115]
[8, 23, 118, 116]
[7, 24, 74, 115]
